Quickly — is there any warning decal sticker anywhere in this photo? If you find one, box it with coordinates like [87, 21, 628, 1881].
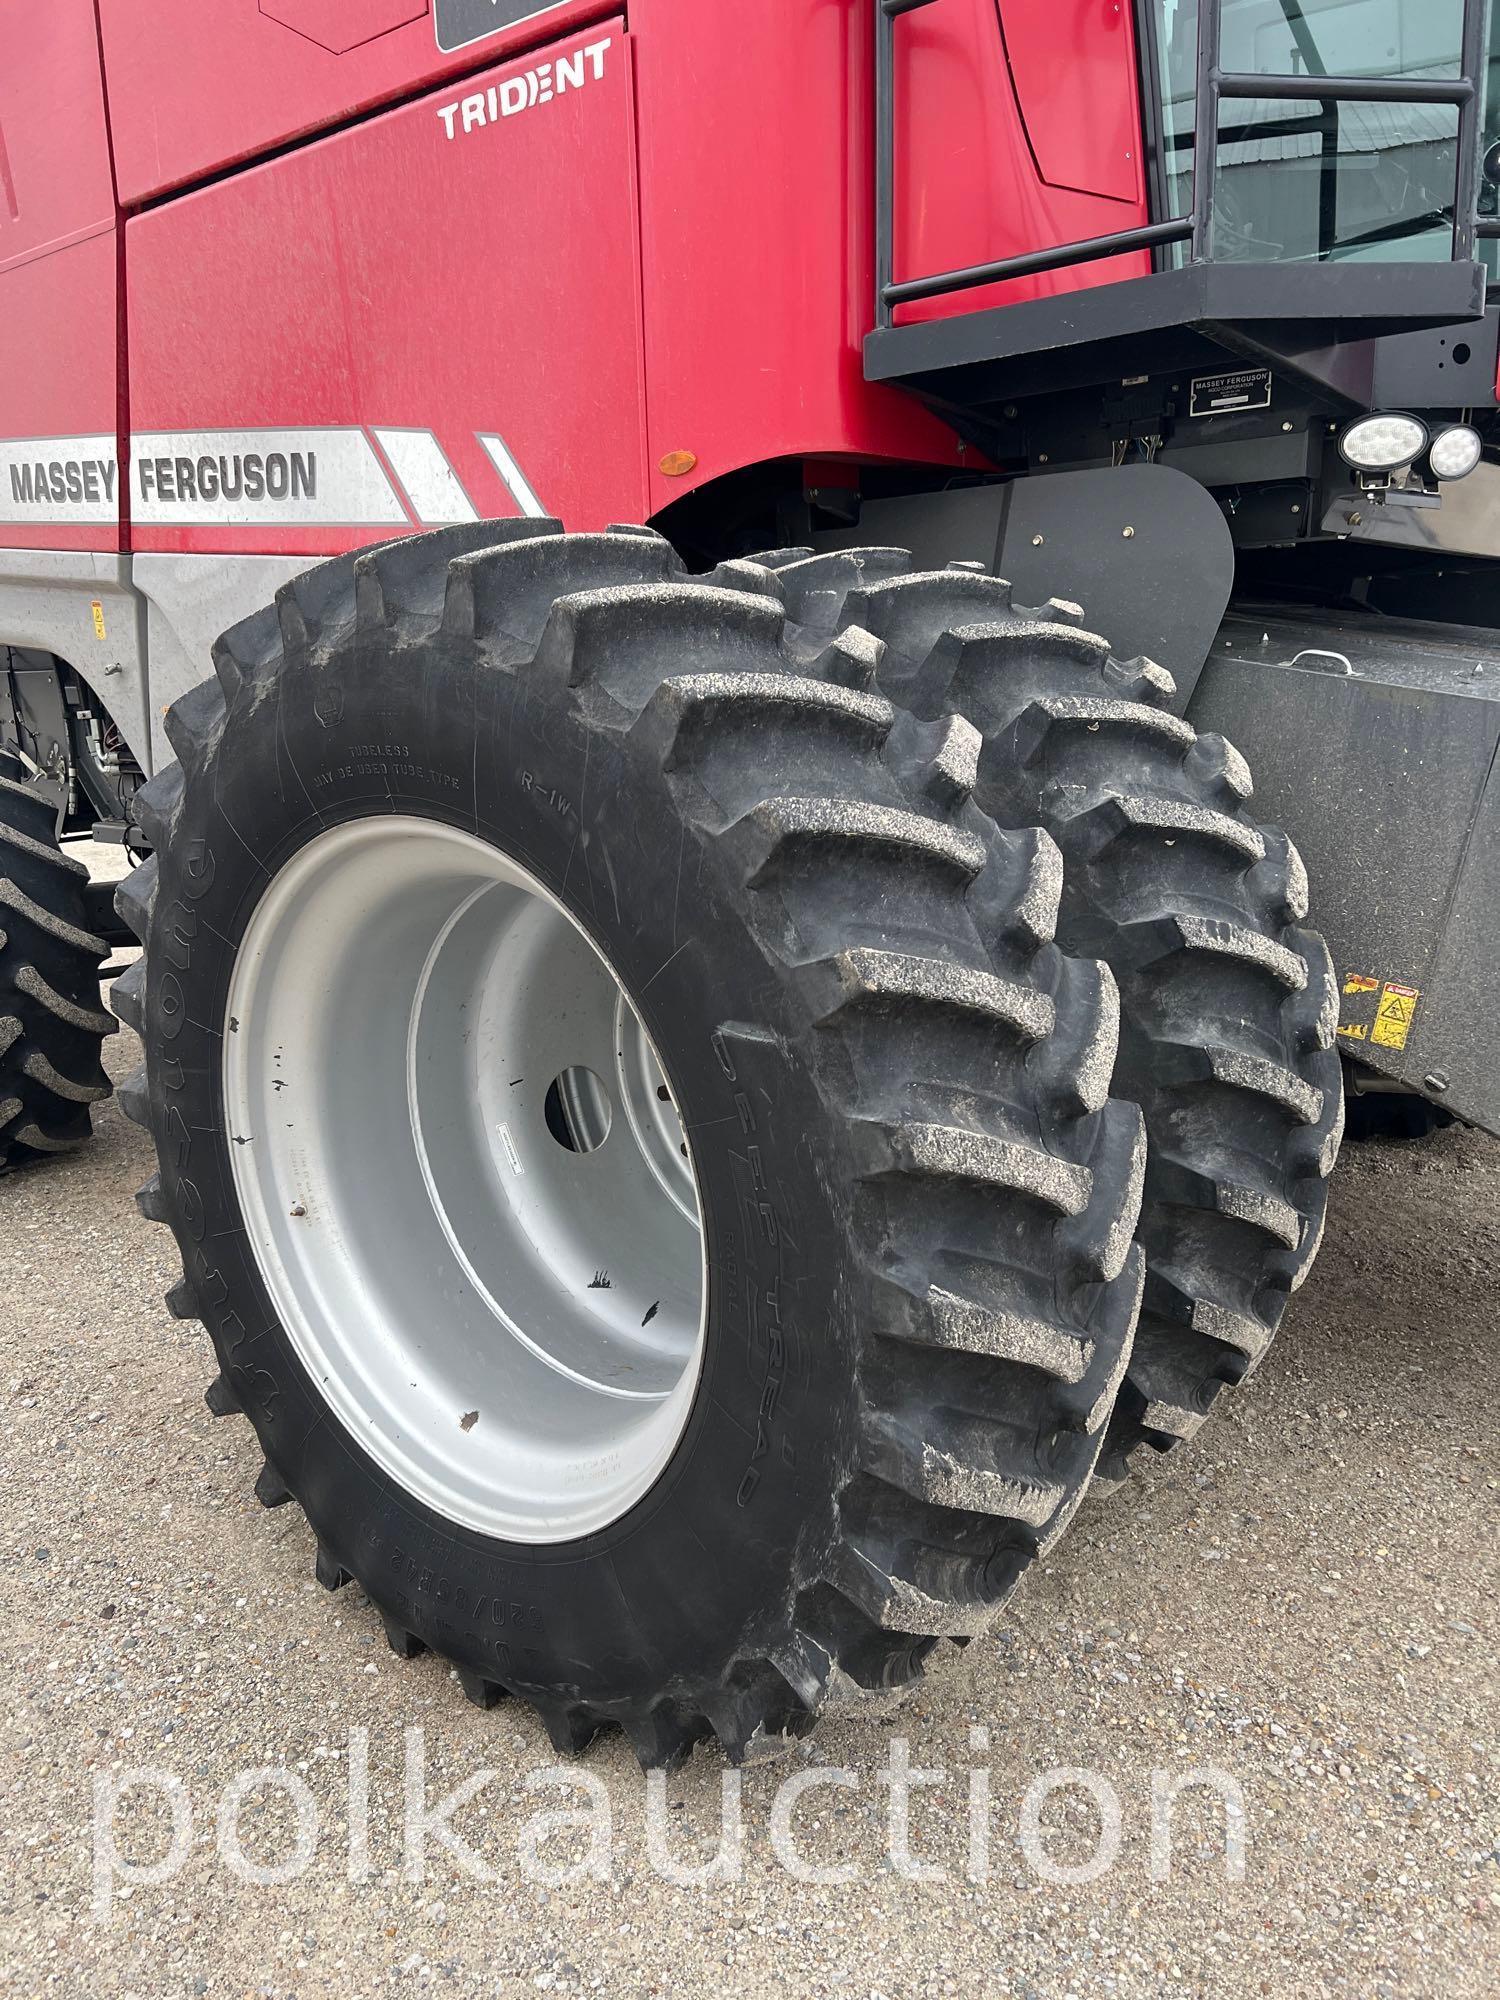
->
[1337, 972, 1420, 1052]
[1371, 981, 1421, 1053]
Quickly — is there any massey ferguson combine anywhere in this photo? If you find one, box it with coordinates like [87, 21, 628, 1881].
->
[2, 0, 1495, 1764]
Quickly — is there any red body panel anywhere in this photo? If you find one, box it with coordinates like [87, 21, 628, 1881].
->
[2, 0, 1161, 563]
[631, 0, 963, 518]
[125, 21, 648, 555]
[1000, 0, 1145, 202]
[96, 0, 614, 206]
[0, 0, 120, 551]
[892, 0, 1150, 326]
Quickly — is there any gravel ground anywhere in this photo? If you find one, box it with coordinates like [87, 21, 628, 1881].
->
[1, 899, 1497, 1996]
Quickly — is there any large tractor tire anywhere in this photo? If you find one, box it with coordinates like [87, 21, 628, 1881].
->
[114, 522, 1149, 1765]
[747, 549, 1344, 1489]
[0, 747, 114, 1168]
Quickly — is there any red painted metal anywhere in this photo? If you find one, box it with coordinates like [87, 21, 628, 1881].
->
[257, 1, 431, 60]
[96, 0, 614, 206]
[0, 0, 120, 551]
[2, 0, 1167, 564]
[891, 0, 1151, 326]
[120, 0, 974, 553]
[998, 0, 1145, 204]
[125, 20, 649, 555]
[631, 0, 966, 518]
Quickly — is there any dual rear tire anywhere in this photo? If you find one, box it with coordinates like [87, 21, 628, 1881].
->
[0, 748, 114, 1170]
[742, 549, 1345, 1488]
[114, 525, 1339, 1761]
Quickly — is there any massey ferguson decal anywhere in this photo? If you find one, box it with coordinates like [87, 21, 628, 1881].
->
[0, 427, 549, 528]
[435, 39, 611, 139]
[0, 437, 120, 525]
[434, 0, 571, 56]
[136, 447, 317, 507]
[130, 429, 407, 527]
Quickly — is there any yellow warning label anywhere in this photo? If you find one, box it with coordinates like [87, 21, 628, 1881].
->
[90, 600, 106, 640]
[1371, 981, 1420, 1052]
[1343, 972, 1379, 996]
[1337, 1021, 1369, 1041]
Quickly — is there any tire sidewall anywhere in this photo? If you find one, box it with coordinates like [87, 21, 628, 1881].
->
[145, 625, 855, 1705]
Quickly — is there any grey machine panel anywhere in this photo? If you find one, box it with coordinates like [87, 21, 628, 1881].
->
[1191, 608, 1500, 1134]
[819, 464, 1236, 712]
[131, 552, 317, 768]
[0, 550, 315, 775]
[0, 550, 150, 764]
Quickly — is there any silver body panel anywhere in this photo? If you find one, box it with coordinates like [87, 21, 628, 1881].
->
[0, 549, 313, 773]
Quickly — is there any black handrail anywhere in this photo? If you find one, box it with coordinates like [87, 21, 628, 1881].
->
[1216, 73, 1475, 105]
[884, 221, 1193, 308]
[874, 0, 1492, 326]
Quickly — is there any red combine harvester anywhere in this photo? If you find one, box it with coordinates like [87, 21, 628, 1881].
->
[2, 0, 1495, 1763]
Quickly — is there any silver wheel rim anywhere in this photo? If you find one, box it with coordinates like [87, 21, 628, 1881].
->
[222, 816, 707, 1543]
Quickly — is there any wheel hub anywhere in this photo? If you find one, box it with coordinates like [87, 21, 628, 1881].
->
[222, 816, 707, 1543]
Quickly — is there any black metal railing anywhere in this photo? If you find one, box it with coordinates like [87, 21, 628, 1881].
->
[874, 0, 1494, 328]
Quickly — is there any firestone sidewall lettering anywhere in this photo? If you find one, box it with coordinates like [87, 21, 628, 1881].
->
[435, 38, 611, 141]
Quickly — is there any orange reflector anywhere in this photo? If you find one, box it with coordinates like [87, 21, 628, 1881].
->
[659, 450, 697, 477]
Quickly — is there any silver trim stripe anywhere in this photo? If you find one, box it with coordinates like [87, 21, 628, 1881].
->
[478, 432, 548, 518]
[372, 427, 479, 526]
[0, 426, 549, 527]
